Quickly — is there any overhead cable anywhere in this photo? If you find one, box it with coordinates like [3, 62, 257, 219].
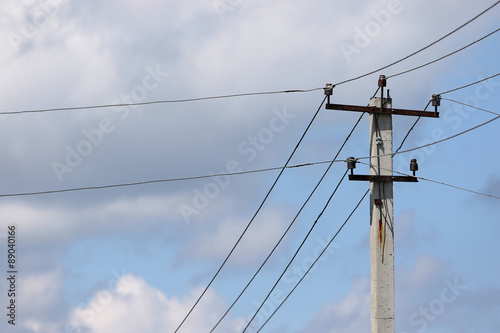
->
[0, 160, 342, 198]
[333, 0, 500, 86]
[357, 113, 500, 160]
[4, 105, 498, 199]
[393, 100, 431, 155]
[439, 72, 500, 95]
[387, 27, 500, 79]
[0, 88, 323, 115]
[241, 170, 349, 332]
[5, 1, 500, 117]
[357, 161, 500, 200]
[254, 189, 370, 333]
[441, 98, 500, 116]
[211, 111, 366, 331]
[173, 96, 327, 332]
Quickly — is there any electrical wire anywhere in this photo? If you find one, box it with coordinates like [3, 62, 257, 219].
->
[357, 161, 500, 200]
[439, 72, 500, 95]
[241, 170, 349, 332]
[393, 100, 432, 155]
[254, 189, 370, 333]
[442, 97, 500, 116]
[0, 88, 323, 115]
[333, 0, 500, 86]
[211, 89, 379, 331]
[173, 96, 327, 333]
[250, 93, 497, 331]
[0, 160, 343, 198]
[356, 113, 500, 160]
[4, 1, 499, 117]
[209, 112, 366, 332]
[4, 103, 498, 199]
[387, 27, 500, 79]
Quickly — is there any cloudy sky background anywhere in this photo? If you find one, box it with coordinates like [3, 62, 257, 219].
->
[0, 0, 499, 332]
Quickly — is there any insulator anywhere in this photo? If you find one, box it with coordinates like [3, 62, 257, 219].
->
[324, 83, 334, 96]
[432, 94, 441, 107]
[347, 157, 357, 171]
[378, 75, 387, 87]
[410, 159, 419, 173]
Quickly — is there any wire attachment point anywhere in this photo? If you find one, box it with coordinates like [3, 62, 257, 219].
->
[410, 159, 419, 176]
[324, 83, 335, 103]
[346, 157, 357, 175]
[431, 94, 442, 114]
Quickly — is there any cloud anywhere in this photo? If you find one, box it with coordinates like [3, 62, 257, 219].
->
[298, 277, 370, 333]
[298, 254, 461, 333]
[0, 269, 68, 333]
[481, 176, 500, 201]
[67, 274, 239, 333]
[3, 271, 240, 333]
[402, 255, 450, 289]
[184, 207, 290, 266]
[0, 1, 499, 333]
[0, 194, 183, 247]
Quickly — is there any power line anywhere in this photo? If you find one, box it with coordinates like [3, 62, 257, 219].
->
[5, 106, 498, 199]
[387, 27, 500, 79]
[5, 1, 499, 117]
[252, 101, 499, 331]
[0, 88, 323, 115]
[439, 72, 500, 95]
[211, 111, 366, 331]
[250, 95, 498, 330]
[333, 0, 500, 86]
[0, 160, 343, 198]
[414, 173, 500, 200]
[173, 96, 327, 332]
[442, 97, 500, 116]
[393, 101, 431, 155]
[356, 113, 500, 160]
[254, 189, 370, 333]
[242, 170, 349, 332]
[357, 161, 500, 200]
[211, 90, 377, 331]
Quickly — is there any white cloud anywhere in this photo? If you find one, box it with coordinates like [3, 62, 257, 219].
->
[68, 274, 239, 333]
[0, 194, 183, 246]
[18, 269, 65, 314]
[0, 269, 68, 333]
[403, 255, 449, 289]
[0, 1, 498, 332]
[185, 208, 289, 265]
[2, 271, 240, 333]
[299, 277, 370, 333]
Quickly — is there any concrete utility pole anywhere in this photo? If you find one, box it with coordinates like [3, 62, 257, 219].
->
[368, 84, 395, 333]
[324, 76, 441, 333]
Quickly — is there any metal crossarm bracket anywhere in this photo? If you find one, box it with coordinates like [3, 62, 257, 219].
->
[348, 174, 418, 182]
[325, 103, 439, 118]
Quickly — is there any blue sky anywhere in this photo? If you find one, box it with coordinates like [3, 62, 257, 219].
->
[0, 0, 499, 332]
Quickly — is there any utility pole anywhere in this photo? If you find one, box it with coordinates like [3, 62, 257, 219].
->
[324, 76, 441, 333]
[368, 79, 395, 332]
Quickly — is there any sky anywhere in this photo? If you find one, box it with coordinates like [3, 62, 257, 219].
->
[0, 0, 499, 332]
